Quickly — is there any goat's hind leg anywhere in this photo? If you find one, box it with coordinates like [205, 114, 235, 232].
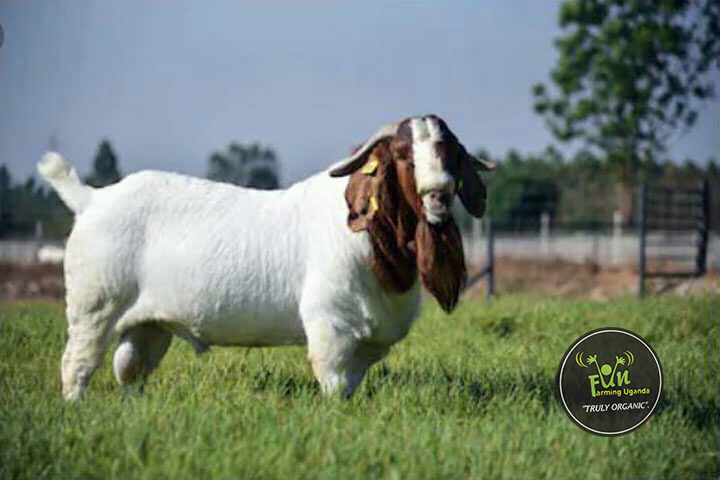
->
[61, 301, 122, 401]
[113, 322, 172, 394]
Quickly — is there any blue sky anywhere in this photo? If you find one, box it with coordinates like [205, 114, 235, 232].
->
[1, 1, 718, 186]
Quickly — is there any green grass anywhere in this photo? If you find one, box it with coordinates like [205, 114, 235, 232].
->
[1, 295, 719, 479]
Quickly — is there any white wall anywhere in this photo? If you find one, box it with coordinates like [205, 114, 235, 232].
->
[3, 232, 719, 269]
[0, 240, 64, 264]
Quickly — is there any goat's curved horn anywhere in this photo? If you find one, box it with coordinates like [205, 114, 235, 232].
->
[328, 123, 399, 177]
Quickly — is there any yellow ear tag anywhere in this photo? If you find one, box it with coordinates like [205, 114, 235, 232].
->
[368, 194, 379, 214]
[361, 154, 379, 175]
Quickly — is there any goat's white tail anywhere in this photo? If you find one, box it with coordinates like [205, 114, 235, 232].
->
[37, 152, 93, 213]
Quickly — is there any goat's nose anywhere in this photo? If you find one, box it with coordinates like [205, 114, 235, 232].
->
[428, 189, 452, 206]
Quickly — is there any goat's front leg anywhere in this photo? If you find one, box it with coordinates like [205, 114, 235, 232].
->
[304, 317, 357, 397]
[303, 316, 388, 398]
[342, 342, 389, 398]
[304, 321, 390, 398]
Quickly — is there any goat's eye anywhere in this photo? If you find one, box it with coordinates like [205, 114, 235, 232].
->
[392, 142, 411, 160]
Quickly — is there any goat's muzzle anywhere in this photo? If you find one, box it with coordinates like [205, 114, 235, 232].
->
[421, 188, 454, 225]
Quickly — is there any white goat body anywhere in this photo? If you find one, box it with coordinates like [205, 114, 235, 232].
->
[39, 153, 420, 399]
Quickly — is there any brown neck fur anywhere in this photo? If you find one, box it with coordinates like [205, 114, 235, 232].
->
[343, 141, 467, 312]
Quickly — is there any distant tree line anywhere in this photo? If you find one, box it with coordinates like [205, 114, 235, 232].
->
[0, 164, 72, 239]
[0, 139, 122, 239]
[207, 142, 280, 189]
[465, 148, 720, 233]
[0, 138, 282, 240]
[2, 134, 718, 240]
[85, 140, 122, 188]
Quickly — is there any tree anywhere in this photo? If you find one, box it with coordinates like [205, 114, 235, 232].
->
[86, 140, 121, 187]
[533, 0, 720, 186]
[473, 147, 624, 231]
[483, 149, 563, 230]
[207, 142, 280, 189]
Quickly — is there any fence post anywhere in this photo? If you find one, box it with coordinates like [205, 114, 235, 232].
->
[486, 216, 494, 302]
[638, 183, 647, 298]
[473, 217, 482, 267]
[612, 210, 622, 265]
[540, 211, 550, 256]
[697, 178, 709, 276]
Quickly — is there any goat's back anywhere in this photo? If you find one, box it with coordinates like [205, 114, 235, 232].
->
[63, 169, 363, 345]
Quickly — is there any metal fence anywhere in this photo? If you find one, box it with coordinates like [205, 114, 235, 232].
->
[637, 180, 710, 297]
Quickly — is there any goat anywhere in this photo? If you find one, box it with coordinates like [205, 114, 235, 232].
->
[38, 115, 493, 400]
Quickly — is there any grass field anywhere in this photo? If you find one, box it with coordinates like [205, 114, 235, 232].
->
[1, 295, 718, 479]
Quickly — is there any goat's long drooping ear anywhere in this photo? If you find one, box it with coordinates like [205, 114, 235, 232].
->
[328, 123, 398, 177]
[457, 146, 495, 218]
[344, 156, 382, 232]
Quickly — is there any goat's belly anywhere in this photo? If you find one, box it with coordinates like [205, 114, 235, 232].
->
[138, 243, 307, 346]
[196, 309, 306, 347]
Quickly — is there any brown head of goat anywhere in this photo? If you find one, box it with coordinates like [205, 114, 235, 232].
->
[329, 115, 494, 312]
